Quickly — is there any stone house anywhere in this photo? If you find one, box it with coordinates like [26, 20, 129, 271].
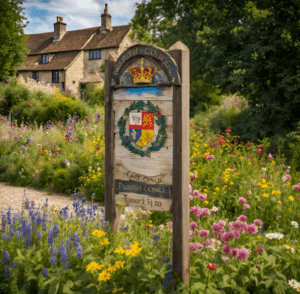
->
[17, 4, 137, 98]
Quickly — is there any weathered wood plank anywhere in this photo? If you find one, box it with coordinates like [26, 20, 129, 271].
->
[114, 163, 172, 186]
[113, 100, 173, 117]
[115, 193, 172, 211]
[113, 87, 173, 101]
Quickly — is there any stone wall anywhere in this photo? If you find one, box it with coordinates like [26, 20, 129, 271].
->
[118, 32, 139, 55]
[65, 51, 84, 98]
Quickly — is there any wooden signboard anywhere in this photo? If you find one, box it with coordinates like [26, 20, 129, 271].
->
[105, 43, 190, 284]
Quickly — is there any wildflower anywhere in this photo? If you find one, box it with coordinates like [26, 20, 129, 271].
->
[76, 243, 82, 259]
[23, 284, 27, 290]
[91, 193, 96, 198]
[237, 215, 247, 221]
[230, 248, 239, 257]
[238, 197, 246, 203]
[48, 227, 54, 246]
[100, 238, 110, 245]
[207, 263, 217, 270]
[42, 268, 49, 278]
[206, 155, 215, 160]
[288, 196, 294, 201]
[211, 205, 219, 212]
[50, 254, 57, 266]
[236, 248, 250, 261]
[114, 247, 125, 254]
[158, 224, 164, 230]
[289, 279, 298, 289]
[167, 222, 173, 227]
[189, 222, 197, 228]
[86, 261, 104, 273]
[4, 266, 10, 279]
[222, 256, 232, 263]
[164, 264, 174, 289]
[60, 240, 68, 263]
[198, 194, 207, 201]
[254, 265, 260, 268]
[254, 219, 263, 228]
[261, 168, 267, 172]
[198, 230, 209, 237]
[196, 242, 203, 250]
[262, 193, 269, 198]
[98, 270, 111, 282]
[222, 245, 232, 254]
[3, 250, 9, 265]
[243, 204, 251, 210]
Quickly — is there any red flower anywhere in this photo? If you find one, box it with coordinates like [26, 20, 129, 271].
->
[225, 128, 231, 133]
[96, 146, 99, 150]
[207, 263, 217, 270]
[192, 126, 196, 130]
[157, 110, 161, 117]
[232, 152, 236, 155]
[257, 145, 262, 149]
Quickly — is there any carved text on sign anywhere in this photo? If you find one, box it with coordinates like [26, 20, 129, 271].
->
[115, 180, 171, 199]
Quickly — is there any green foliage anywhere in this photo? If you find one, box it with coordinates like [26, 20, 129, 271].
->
[148, 211, 172, 226]
[52, 168, 71, 194]
[190, 79, 222, 116]
[99, 63, 105, 73]
[286, 122, 300, 175]
[82, 83, 105, 106]
[0, 0, 30, 81]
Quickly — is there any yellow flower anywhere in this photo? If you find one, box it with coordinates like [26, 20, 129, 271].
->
[204, 189, 207, 193]
[86, 261, 104, 273]
[285, 245, 291, 249]
[263, 193, 269, 198]
[288, 196, 294, 201]
[262, 179, 266, 184]
[91, 229, 106, 238]
[215, 187, 220, 192]
[114, 247, 125, 254]
[288, 208, 291, 211]
[257, 235, 262, 239]
[277, 200, 281, 204]
[100, 238, 110, 245]
[261, 184, 268, 188]
[107, 263, 117, 273]
[115, 261, 125, 269]
[112, 289, 117, 293]
[287, 182, 291, 186]
[271, 161, 276, 166]
[248, 162, 252, 166]
[229, 181, 234, 185]
[98, 270, 111, 282]
[204, 201, 209, 205]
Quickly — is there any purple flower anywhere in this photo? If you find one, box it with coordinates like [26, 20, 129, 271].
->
[198, 194, 207, 201]
[237, 215, 247, 221]
[60, 240, 68, 263]
[3, 250, 9, 264]
[36, 231, 42, 243]
[67, 236, 73, 250]
[23, 284, 27, 290]
[42, 268, 49, 278]
[92, 204, 98, 211]
[189, 243, 195, 250]
[189, 222, 197, 228]
[2, 232, 12, 242]
[64, 261, 70, 270]
[50, 254, 56, 266]
[48, 227, 53, 246]
[9, 226, 15, 236]
[222, 245, 232, 254]
[238, 197, 246, 204]
[76, 243, 82, 259]
[53, 224, 60, 238]
[91, 193, 96, 198]
[11, 261, 17, 268]
[73, 232, 80, 247]
[4, 266, 10, 279]
[236, 248, 250, 261]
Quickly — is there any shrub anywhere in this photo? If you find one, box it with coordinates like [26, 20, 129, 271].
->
[52, 168, 71, 194]
[82, 83, 105, 106]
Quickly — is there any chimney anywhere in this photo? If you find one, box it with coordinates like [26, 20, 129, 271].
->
[99, 4, 112, 33]
[53, 16, 66, 42]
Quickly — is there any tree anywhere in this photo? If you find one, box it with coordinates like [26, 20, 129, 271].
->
[0, 0, 30, 81]
[131, 0, 300, 141]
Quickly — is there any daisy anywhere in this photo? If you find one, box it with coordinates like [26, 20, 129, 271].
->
[289, 279, 298, 289]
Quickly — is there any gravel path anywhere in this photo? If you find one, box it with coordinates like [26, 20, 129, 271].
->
[0, 182, 104, 228]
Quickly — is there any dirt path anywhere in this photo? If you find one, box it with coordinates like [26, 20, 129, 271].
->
[0, 182, 104, 223]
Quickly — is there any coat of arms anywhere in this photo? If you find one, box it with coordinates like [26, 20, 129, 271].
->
[118, 101, 167, 157]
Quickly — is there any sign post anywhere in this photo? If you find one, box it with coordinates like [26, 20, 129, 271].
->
[105, 42, 190, 284]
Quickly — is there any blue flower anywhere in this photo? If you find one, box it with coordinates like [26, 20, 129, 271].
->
[42, 221, 47, 231]
[122, 226, 129, 232]
[81, 197, 86, 204]
[76, 243, 82, 259]
[27, 138, 31, 144]
[67, 236, 73, 250]
[152, 241, 156, 246]
[48, 227, 53, 246]
[103, 221, 109, 226]
[11, 261, 17, 268]
[36, 216, 43, 225]
[64, 261, 70, 270]
[16, 231, 20, 240]
[92, 204, 98, 211]
[164, 264, 174, 292]
[4, 266, 10, 279]
[46, 122, 51, 129]
[50, 254, 56, 266]
[68, 132, 73, 139]
[23, 284, 27, 290]
[2, 232, 12, 242]
[65, 159, 70, 165]
[53, 224, 60, 238]
[42, 267, 49, 278]
[3, 250, 9, 264]
[91, 193, 96, 198]
[73, 232, 80, 247]
[9, 226, 15, 236]
[60, 240, 68, 263]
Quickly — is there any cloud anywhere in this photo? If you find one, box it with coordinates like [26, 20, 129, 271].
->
[20, 0, 144, 34]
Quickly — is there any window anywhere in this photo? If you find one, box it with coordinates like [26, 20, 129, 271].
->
[52, 71, 59, 82]
[32, 71, 39, 80]
[42, 54, 49, 63]
[89, 50, 101, 59]
[62, 81, 65, 91]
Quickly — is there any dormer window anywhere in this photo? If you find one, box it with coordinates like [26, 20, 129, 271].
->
[42, 54, 49, 63]
[89, 50, 101, 60]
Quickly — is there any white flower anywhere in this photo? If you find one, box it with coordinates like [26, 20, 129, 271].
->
[158, 224, 164, 230]
[292, 221, 299, 227]
[248, 191, 252, 194]
[288, 279, 298, 289]
[262, 168, 267, 172]
[291, 247, 295, 253]
[211, 205, 219, 212]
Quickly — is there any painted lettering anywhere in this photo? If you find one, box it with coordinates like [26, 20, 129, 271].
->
[145, 48, 150, 55]
[165, 61, 172, 68]
[150, 49, 156, 56]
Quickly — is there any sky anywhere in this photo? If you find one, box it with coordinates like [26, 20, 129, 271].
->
[20, 0, 144, 35]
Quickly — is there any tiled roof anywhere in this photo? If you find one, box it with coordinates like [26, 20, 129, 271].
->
[24, 25, 131, 55]
[18, 51, 82, 71]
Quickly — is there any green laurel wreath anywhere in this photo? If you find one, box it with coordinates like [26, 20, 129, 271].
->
[118, 100, 167, 157]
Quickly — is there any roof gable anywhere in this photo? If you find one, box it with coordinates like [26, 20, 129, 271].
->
[25, 25, 131, 55]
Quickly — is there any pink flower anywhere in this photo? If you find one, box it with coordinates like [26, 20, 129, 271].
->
[268, 153, 274, 159]
[198, 230, 210, 237]
[190, 206, 197, 212]
[247, 224, 258, 234]
[206, 155, 215, 160]
[238, 197, 246, 204]
[189, 231, 194, 237]
[282, 173, 291, 181]
[189, 184, 192, 193]
[167, 222, 173, 227]
[196, 242, 203, 250]
[260, 173, 265, 178]
[225, 128, 231, 133]
[237, 215, 247, 221]
[253, 219, 263, 228]
[193, 190, 200, 197]
[292, 184, 300, 192]
[194, 229, 198, 233]
[189, 222, 197, 228]
[189, 243, 195, 251]
[243, 204, 251, 210]
[201, 208, 211, 216]
[198, 194, 207, 201]
[256, 245, 263, 254]
[236, 248, 250, 261]
[204, 239, 210, 246]
[234, 230, 241, 240]
[230, 248, 239, 257]
[189, 195, 193, 201]
[222, 245, 232, 254]
[254, 265, 260, 268]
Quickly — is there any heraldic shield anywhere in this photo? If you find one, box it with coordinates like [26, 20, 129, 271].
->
[129, 112, 154, 147]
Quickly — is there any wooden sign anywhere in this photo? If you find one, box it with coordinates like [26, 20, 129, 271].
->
[105, 43, 190, 284]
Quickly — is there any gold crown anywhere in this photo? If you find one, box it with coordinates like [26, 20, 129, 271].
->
[129, 58, 156, 83]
